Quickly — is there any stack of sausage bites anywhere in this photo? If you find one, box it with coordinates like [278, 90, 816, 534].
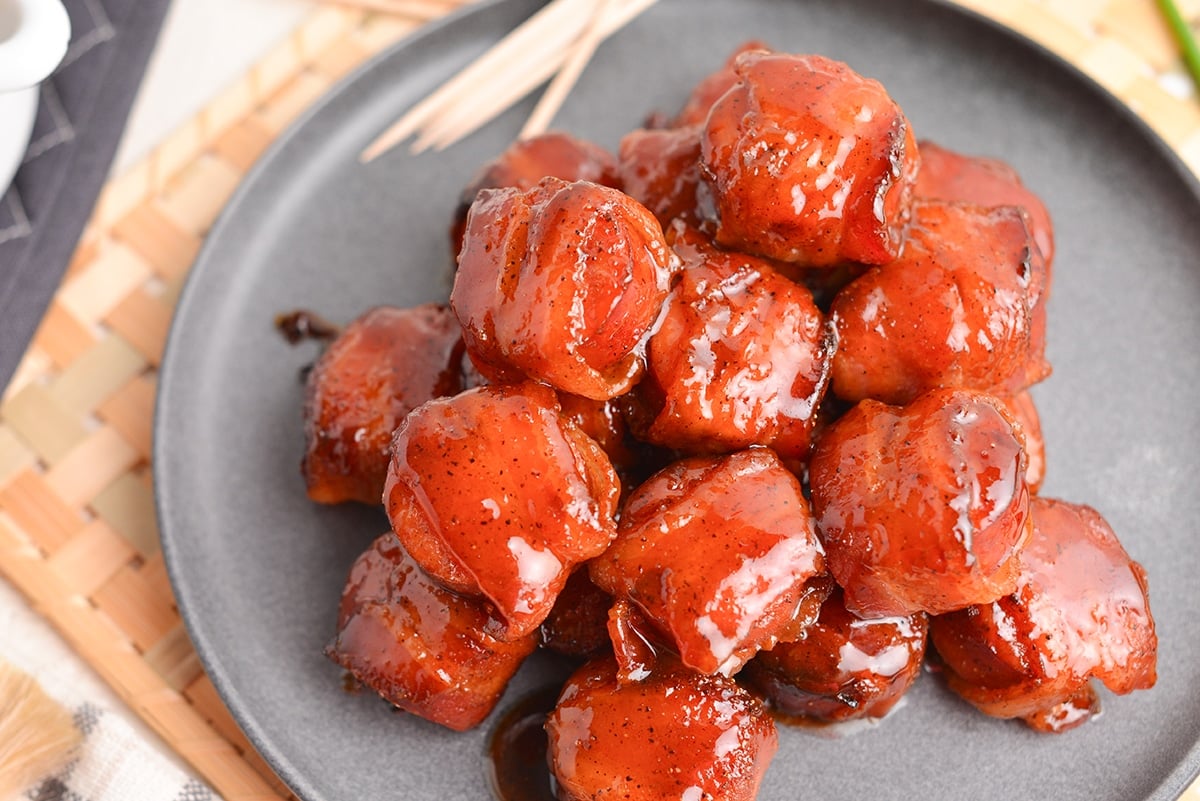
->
[294, 43, 1157, 801]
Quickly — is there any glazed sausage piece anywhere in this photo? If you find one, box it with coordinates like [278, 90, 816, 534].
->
[913, 156, 1053, 398]
[546, 655, 778, 801]
[916, 140, 1055, 270]
[830, 201, 1051, 406]
[809, 388, 1031, 618]
[930, 497, 1157, 732]
[999, 390, 1046, 494]
[590, 448, 826, 676]
[384, 382, 620, 640]
[629, 223, 835, 461]
[670, 40, 772, 128]
[326, 532, 537, 731]
[450, 132, 621, 258]
[301, 304, 464, 505]
[743, 582, 928, 722]
[617, 125, 709, 229]
[452, 177, 677, 400]
[701, 52, 919, 266]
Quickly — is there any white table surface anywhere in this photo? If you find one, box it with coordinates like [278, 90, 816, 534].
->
[113, 0, 316, 174]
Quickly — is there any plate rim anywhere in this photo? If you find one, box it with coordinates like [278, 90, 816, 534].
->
[923, 0, 1200, 196]
[153, 2, 1200, 800]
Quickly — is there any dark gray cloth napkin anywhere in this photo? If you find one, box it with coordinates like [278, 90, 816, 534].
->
[0, 0, 171, 393]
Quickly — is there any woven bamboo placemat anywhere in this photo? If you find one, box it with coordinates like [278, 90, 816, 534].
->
[0, 2, 1197, 800]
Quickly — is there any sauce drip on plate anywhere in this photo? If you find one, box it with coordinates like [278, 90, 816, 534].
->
[486, 686, 559, 801]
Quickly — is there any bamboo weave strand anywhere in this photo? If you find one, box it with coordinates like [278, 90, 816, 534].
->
[0, 2, 1197, 800]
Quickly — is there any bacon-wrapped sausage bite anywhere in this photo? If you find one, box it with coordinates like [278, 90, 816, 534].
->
[670, 40, 771, 128]
[591, 448, 825, 675]
[450, 132, 621, 258]
[930, 497, 1156, 732]
[452, 178, 677, 400]
[538, 568, 614, 660]
[701, 52, 919, 266]
[326, 532, 537, 731]
[300, 304, 464, 506]
[629, 223, 834, 461]
[809, 388, 1031, 618]
[546, 655, 778, 801]
[618, 125, 709, 230]
[743, 583, 928, 722]
[915, 140, 1055, 270]
[384, 382, 620, 640]
[830, 201, 1050, 405]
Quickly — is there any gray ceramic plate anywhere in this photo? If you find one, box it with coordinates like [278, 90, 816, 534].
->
[155, 1, 1200, 799]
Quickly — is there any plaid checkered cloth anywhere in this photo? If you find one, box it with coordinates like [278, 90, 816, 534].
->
[24, 705, 218, 801]
[1, 579, 220, 801]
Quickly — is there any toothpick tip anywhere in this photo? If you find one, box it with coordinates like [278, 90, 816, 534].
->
[360, 130, 404, 162]
[359, 0, 662, 162]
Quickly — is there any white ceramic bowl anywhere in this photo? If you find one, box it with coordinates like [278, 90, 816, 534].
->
[0, 0, 72, 198]
[0, 0, 71, 92]
[0, 86, 38, 199]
